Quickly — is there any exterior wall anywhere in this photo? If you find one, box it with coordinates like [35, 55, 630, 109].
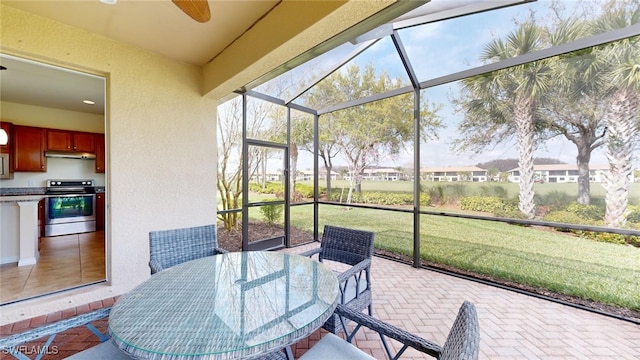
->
[0, 2, 396, 324]
[1, 5, 218, 324]
[508, 167, 614, 183]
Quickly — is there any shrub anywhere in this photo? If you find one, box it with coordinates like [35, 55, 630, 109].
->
[478, 185, 509, 198]
[327, 191, 430, 207]
[535, 191, 573, 209]
[493, 200, 527, 219]
[249, 182, 284, 195]
[627, 206, 640, 224]
[294, 183, 315, 198]
[564, 203, 605, 221]
[259, 199, 283, 226]
[423, 184, 467, 205]
[543, 210, 587, 225]
[574, 231, 626, 245]
[460, 196, 504, 213]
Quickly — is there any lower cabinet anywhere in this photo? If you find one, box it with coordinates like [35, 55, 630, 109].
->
[38, 198, 45, 242]
[96, 193, 105, 231]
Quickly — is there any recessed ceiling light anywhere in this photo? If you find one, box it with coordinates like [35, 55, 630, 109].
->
[83, 100, 95, 105]
[100, 0, 117, 4]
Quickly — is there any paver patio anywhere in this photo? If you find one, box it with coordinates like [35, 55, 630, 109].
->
[2, 244, 638, 359]
[285, 244, 640, 359]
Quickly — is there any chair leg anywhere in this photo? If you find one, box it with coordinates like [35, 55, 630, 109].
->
[285, 346, 294, 360]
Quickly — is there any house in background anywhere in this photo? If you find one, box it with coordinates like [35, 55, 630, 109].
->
[296, 169, 338, 181]
[421, 166, 488, 182]
[362, 168, 407, 181]
[507, 164, 613, 183]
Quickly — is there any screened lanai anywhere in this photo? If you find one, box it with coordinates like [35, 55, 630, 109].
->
[217, 0, 640, 322]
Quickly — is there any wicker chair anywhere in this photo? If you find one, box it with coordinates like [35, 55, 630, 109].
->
[300, 225, 375, 334]
[299, 301, 480, 360]
[148, 224, 226, 274]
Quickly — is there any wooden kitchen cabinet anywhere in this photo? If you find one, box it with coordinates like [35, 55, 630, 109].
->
[47, 129, 95, 152]
[38, 198, 45, 239]
[95, 133, 105, 173]
[13, 125, 46, 172]
[96, 192, 105, 231]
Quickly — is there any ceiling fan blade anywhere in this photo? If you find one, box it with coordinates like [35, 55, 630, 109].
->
[171, 0, 211, 23]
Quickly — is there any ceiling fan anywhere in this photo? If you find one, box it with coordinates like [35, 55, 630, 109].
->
[171, 0, 211, 23]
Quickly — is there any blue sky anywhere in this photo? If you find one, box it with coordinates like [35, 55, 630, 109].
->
[332, 1, 630, 169]
[251, 0, 638, 172]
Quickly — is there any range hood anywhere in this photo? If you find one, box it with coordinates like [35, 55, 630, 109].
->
[44, 151, 96, 160]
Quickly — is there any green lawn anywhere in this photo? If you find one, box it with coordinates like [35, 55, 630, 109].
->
[222, 181, 640, 312]
[288, 204, 640, 312]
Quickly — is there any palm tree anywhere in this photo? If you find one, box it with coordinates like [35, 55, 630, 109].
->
[593, 5, 640, 227]
[456, 23, 552, 219]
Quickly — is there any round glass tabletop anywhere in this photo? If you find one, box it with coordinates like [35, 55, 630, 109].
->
[109, 251, 339, 359]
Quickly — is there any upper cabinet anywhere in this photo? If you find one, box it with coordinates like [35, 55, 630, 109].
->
[95, 133, 105, 173]
[47, 129, 95, 152]
[13, 125, 46, 172]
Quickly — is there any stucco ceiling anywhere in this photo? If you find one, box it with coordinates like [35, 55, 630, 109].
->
[2, 0, 280, 66]
[0, 0, 280, 115]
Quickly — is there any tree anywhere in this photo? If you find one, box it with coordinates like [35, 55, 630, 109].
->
[304, 63, 441, 203]
[593, 4, 640, 227]
[537, 16, 608, 205]
[454, 23, 552, 219]
[217, 95, 281, 231]
[217, 97, 243, 231]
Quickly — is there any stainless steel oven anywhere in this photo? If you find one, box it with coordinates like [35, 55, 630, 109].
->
[44, 179, 96, 236]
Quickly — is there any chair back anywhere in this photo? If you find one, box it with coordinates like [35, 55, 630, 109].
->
[149, 224, 218, 274]
[319, 225, 374, 266]
[440, 300, 480, 360]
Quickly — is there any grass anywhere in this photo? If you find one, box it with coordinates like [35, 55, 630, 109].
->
[225, 181, 640, 312]
[288, 204, 640, 312]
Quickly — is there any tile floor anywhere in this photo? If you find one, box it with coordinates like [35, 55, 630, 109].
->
[0, 231, 105, 304]
[1, 243, 638, 359]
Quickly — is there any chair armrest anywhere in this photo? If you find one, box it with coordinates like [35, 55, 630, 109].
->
[214, 247, 228, 254]
[149, 260, 163, 274]
[299, 247, 322, 258]
[334, 304, 442, 358]
[336, 258, 371, 283]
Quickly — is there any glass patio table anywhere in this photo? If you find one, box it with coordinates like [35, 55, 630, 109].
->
[108, 251, 339, 360]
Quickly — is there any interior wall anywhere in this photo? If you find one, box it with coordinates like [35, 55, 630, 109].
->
[0, 5, 218, 324]
[1, 101, 105, 133]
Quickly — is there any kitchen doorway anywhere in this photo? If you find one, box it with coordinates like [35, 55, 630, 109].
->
[0, 54, 107, 305]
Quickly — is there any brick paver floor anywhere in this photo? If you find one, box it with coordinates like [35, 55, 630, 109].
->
[285, 244, 640, 359]
[2, 244, 639, 359]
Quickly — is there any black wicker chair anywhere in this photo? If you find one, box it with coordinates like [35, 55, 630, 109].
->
[148, 224, 226, 274]
[299, 301, 480, 360]
[300, 225, 375, 334]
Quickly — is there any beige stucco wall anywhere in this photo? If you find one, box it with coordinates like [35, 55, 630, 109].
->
[0, 5, 218, 324]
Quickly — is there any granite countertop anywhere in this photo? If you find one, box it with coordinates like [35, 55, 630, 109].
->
[0, 186, 105, 201]
[0, 187, 47, 197]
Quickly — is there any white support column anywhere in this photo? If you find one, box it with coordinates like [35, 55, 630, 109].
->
[18, 200, 39, 266]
